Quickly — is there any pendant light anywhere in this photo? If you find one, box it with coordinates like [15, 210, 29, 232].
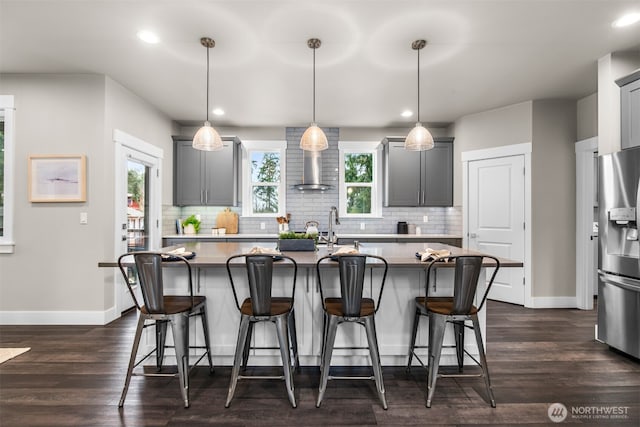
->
[405, 39, 434, 151]
[300, 38, 328, 151]
[193, 37, 223, 151]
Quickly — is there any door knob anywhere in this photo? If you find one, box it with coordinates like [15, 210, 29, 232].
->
[469, 233, 477, 238]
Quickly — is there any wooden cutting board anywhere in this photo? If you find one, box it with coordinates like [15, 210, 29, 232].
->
[216, 208, 238, 234]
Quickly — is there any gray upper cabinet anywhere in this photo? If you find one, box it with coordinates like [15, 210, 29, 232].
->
[383, 136, 454, 207]
[173, 136, 240, 206]
[616, 69, 640, 150]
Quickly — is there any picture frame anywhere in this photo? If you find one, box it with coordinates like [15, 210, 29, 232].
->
[28, 154, 87, 202]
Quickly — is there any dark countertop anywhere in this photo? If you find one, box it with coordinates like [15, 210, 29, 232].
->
[100, 241, 521, 269]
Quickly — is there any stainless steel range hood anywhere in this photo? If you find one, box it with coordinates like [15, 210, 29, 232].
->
[293, 150, 332, 191]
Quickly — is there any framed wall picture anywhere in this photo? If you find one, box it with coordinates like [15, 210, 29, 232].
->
[28, 154, 87, 202]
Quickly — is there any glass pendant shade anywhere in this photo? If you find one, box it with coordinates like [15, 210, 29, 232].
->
[300, 123, 328, 151]
[193, 121, 223, 151]
[404, 122, 434, 151]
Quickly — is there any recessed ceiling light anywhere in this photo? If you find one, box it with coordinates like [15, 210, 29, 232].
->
[612, 12, 640, 28]
[401, 110, 413, 118]
[137, 30, 159, 44]
[212, 108, 225, 116]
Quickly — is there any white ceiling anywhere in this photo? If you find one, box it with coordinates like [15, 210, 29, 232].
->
[1, 0, 639, 129]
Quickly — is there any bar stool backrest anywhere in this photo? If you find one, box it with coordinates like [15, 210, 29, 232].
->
[317, 254, 389, 317]
[452, 256, 483, 314]
[425, 254, 500, 314]
[226, 253, 298, 316]
[245, 255, 275, 316]
[133, 253, 165, 313]
[337, 255, 367, 317]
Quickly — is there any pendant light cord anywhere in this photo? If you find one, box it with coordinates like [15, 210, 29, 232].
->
[312, 46, 316, 123]
[416, 46, 420, 123]
[206, 46, 210, 123]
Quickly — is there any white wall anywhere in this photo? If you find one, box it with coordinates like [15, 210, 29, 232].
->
[451, 101, 533, 206]
[577, 93, 597, 141]
[531, 100, 577, 297]
[452, 99, 577, 300]
[0, 74, 175, 324]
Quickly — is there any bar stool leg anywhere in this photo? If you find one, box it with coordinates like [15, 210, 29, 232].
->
[288, 309, 300, 370]
[364, 316, 387, 410]
[406, 307, 421, 372]
[119, 314, 146, 407]
[454, 320, 465, 372]
[426, 314, 446, 408]
[472, 315, 496, 408]
[275, 316, 297, 408]
[171, 313, 191, 408]
[242, 321, 254, 371]
[155, 320, 168, 369]
[226, 315, 251, 408]
[199, 305, 214, 373]
[316, 315, 338, 408]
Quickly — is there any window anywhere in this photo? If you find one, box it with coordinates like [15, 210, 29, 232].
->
[339, 141, 382, 218]
[0, 95, 15, 253]
[242, 141, 286, 217]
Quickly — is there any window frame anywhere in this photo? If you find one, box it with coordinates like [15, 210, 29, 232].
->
[0, 95, 15, 253]
[241, 140, 287, 218]
[338, 141, 382, 218]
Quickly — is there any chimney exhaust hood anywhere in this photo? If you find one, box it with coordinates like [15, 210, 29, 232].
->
[293, 150, 332, 191]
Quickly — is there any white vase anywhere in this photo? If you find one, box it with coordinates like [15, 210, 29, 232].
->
[184, 224, 196, 235]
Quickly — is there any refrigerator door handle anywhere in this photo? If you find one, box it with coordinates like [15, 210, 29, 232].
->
[598, 270, 640, 292]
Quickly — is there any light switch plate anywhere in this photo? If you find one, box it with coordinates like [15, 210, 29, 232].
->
[360, 222, 366, 230]
[260, 222, 266, 230]
[423, 215, 429, 223]
[80, 212, 88, 224]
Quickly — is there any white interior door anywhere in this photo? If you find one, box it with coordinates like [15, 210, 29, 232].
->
[468, 155, 525, 305]
[113, 130, 163, 316]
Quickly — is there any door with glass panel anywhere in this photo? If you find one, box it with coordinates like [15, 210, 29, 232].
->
[114, 134, 162, 316]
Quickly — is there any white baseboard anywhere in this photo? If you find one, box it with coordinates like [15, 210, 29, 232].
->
[529, 296, 577, 308]
[0, 308, 117, 325]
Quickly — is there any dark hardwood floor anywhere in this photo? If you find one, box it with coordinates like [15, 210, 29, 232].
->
[1, 300, 638, 426]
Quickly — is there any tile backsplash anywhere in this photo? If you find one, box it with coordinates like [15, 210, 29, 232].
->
[163, 127, 462, 236]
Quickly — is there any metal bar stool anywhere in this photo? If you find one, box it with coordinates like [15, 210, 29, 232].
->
[225, 253, 299, 408]
[117, 252, 214, 408]
[315, 254, 389, 409]
[406, 255, 500, 407]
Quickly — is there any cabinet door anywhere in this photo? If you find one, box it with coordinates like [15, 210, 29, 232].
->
[174, 140, 204, 206]
[621, 78, 640, 149]
[385, 141, 421, 206]
[421, 141, 453, 206]
[203, 140, 238, 205]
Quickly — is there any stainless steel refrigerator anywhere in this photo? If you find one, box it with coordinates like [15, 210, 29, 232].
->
[598, 146, 640, 359]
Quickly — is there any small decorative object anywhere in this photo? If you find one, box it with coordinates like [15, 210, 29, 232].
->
[182, 215, 201, 235]
[276, 214, 291, 233]
[28, 154, 86, 202]
[278, 231, 316, 251]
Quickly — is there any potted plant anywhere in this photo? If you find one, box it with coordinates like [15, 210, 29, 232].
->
[277, 231, 317, 251]
[182, 215, 201, 235]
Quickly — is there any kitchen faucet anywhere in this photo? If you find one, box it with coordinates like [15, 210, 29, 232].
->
[327, 206, 340, 251]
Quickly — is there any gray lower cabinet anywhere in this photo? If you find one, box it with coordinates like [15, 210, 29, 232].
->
[173, 137, 240, 206]
[383, 137, 453, 206]
[616, 69, 640, 150]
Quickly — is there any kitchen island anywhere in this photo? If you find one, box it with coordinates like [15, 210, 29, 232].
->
[101, 241, 521, 366]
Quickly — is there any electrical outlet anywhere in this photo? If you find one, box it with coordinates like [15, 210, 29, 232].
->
[360, 222, 365, 230]
[423, 215, 429, 223]
[260, 222, 266, 230]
